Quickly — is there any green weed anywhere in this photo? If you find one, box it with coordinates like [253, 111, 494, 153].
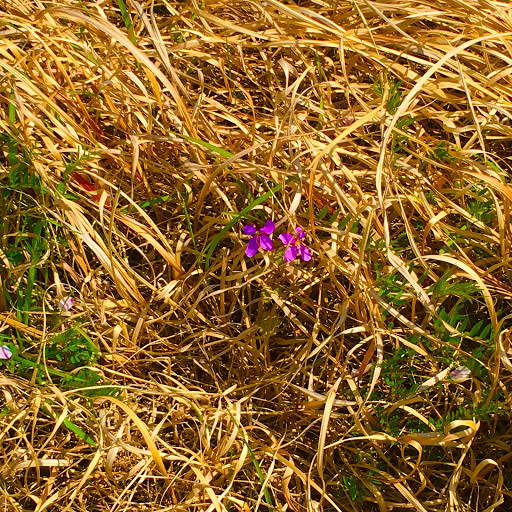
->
[371, 77, 403, 115]
[341, 475, 364, 504]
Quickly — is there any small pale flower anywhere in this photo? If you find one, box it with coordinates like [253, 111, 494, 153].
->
[0, 346, 12, 360]
[450, 365, 471, 382]
[279, 227, 312, 262]
[243, 219, 275, 257]
[59, 296, 75, 312]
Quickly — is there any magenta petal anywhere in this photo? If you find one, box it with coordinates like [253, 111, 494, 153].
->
[279, 233, 294, 245]
[245, 236, 259, 257]
[243, 224, 257, 235]
[295, 227, 305, 239]
[284, 245, 298, 262]
[59, 296, 74, 312]
[260, 219, 275, 235]
[259, 234, 273, 251]
[299, 244, 312, 261]
[0, 345, 12, 360]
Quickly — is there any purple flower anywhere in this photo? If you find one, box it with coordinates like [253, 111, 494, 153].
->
[243, 219, 275, 257]
[279, 227, 312, 262]
[59, 296, 75, 312]
[0, 345, 12, 360]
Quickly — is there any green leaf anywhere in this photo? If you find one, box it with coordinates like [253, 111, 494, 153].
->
[317, 203, 329, 220]
[469, 320, 484, 337]
[480, 323, 492, 340]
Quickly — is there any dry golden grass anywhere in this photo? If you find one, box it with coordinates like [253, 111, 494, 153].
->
[1, 0, 512, 510]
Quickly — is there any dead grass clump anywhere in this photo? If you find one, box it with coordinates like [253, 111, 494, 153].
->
[1, 0, 512, 510]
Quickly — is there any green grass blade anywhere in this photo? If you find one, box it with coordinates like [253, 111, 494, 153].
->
[169, 131, 233, 158]
[22, 266, 36, 325]
[116, 0, 136, 44]
[61, 417, 97, 447]
[41, 401, 97, 448]
[226, 410, 274, 511]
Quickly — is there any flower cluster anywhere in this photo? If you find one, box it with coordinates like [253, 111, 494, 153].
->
[242, 220, 312, 262]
